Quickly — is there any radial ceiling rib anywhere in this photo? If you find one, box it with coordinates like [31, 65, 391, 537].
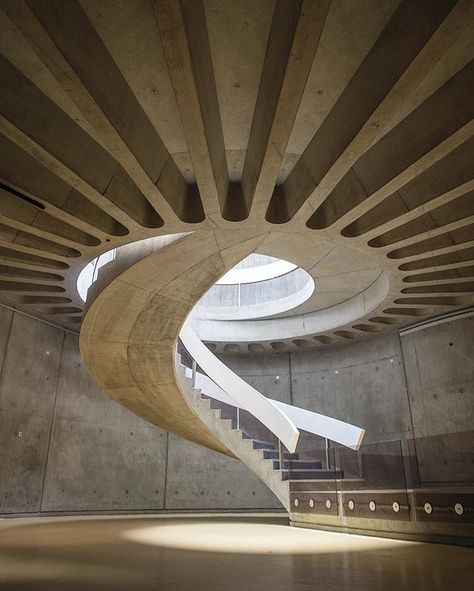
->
[387, 223, 474, 260]
[24, 0, 203, 225]
[0, 52, 163, 229]
[0, 113, 138, 233]
[326, 121, 473, 236]
[342, 135, 474, 239]
[310, 61, 474, 231]
[401, 281, 474, 295]
[0, 264, 64, 283]
[0, 130, 129, 241]
[0, 279, 65, 293]
[155, 0, 230, 221]
[0, 244, 69, 270]
[368, 192, 474, 249]
[403, 265, 474, 284]
[398, 243, 474, 272]
[0, 189, 100, 248]
[1, 0, 182, 225]
[0, 220, 82, 258]
[265, 0, 462, 225]
[399, 246, 474, 272]
[242, 0, 330, 222]
[359, 179, 474, 244]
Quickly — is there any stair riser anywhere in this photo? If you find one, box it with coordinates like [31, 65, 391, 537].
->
[263, 451, 299, 460]
[282, 470, 344, 481]
[273, 461, 323, 470]
[252, 442, 275, 450]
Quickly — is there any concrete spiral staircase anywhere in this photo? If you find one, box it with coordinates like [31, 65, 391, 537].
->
[1, 0, 471, 539]
[79, 231, 358, 522]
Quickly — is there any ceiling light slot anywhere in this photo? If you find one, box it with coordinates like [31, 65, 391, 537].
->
[0, 181, 45, 210]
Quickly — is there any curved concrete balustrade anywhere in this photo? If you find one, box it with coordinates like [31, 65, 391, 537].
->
[78, 231, 474, 538]
[80, 230, 272, 455]
[78, 231, 386, 348]
[80, 230, 366, 459]
[196, 271, 390, 344]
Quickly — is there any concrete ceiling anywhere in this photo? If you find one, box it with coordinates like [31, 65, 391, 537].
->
[0, 0, 473, 350]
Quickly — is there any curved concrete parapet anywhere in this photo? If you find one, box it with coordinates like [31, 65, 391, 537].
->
[196, 270, 390, 343]
[80, 228, 367, 453]
[80, 230, 270, 455]
[195, 266, 315, 320]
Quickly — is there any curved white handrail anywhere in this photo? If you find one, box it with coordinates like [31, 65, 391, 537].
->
[179, 324, 300, 453]
[179, 324, 365, 451]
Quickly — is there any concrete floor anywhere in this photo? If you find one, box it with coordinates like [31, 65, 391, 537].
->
[0, 515, 472, 590]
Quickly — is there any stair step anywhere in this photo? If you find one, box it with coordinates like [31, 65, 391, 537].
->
[252, 440, 275, 450]
[263, 450, 299, 460]
[281, 469, 344, 481]
[273, 460, 322, 470]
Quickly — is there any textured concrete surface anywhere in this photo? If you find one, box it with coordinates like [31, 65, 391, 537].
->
[291, 332, 412, 444]
[221, 332, 411, 443]
[80, 230, 273, 455]
[2, 304, 472, 516]
[0, 307, 281, 514]
[165, 434, 281, 510]
[219, 315, 474, 487]
[219, 353, 292, 404]
[175, 357, 291, 510]
[0, 0, 472, 347]
[0, 305, 11, 362]
[401, 316, 474, 483]
[0, 310, 63, 513]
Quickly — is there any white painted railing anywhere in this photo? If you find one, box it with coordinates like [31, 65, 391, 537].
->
[179, 323, 365, 451]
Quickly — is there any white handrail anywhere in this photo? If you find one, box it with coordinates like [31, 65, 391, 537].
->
[179, 324, 300, 452]
[179, 324, 366, 451]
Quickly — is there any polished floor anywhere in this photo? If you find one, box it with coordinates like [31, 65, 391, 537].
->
[0, 515, 472, 590]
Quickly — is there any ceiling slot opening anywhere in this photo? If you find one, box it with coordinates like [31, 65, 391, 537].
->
[0, 181, 46, 210]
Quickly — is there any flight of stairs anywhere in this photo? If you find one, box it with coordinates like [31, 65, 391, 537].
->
[175, 356, 345, 510]
[252, 440, 343, 481]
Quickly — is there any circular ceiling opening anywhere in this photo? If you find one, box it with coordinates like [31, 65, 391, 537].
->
[217, 254, 297, 285]
[195, 254, 315, 320]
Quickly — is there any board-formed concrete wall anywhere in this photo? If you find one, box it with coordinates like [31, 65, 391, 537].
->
[0, 306, 280, 515]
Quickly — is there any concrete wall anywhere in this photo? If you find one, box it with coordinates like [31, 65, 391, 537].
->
[0, 306, 280, 515]
[400, 316, 474, 484]
[291, 332, 412, 444]
[222, 332, 412, 443]
[2, 304, 472, 515]
[222, 314, 474, 487]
